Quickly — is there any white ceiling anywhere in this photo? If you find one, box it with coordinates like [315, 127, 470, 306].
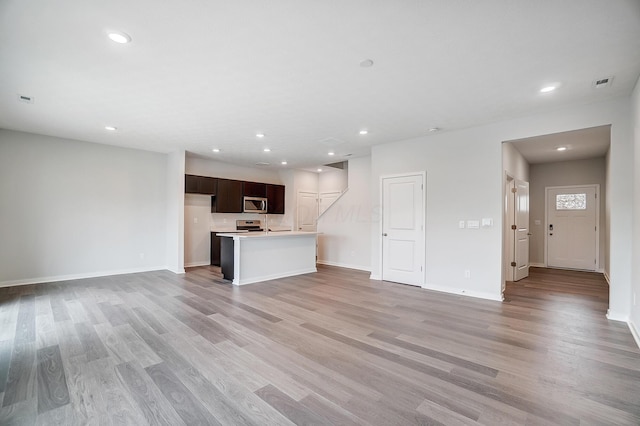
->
[1, 1, 639, 170]
[508, 125, 611, 164]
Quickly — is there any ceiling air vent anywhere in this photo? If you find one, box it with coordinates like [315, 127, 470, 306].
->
[17, 94, 34, 103]
[592, 76, 613, 89]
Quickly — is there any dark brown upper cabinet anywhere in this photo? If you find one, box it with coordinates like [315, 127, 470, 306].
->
[267, 184, 285, 214]
[242, 181, 266, 197]
[211, 178, 243, 213]
[185, 175, 217, 195]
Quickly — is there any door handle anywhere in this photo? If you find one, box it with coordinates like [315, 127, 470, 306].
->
[382, 233, 388, 237]
[527, 233, 532, 236]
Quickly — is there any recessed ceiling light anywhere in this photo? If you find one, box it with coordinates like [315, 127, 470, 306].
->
[104, 126, 117, 131]
[263, 148, 271, 152]
[212, 148, 220, 153]
[328, 152, 335, 156]
[256, 133, 265, 138]
[428, 127, 440, 133]
[108, 31, 131, 44]
[317, 168, 323, 172]
[540, 85, 558, 93]
[556, 146, 567, 151]
[281, 161, 287, 165]
[359, 59, 374, 68]
[359, 130, 368, 135]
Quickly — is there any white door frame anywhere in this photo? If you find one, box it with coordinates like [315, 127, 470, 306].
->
[503, 173, 515, 288]
[378, 171, 427, 286]
[544, 184, 600, 270]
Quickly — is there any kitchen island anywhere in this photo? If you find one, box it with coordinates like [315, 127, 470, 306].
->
[216, 231, 318, 285]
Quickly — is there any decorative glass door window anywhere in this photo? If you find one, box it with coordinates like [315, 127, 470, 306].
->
[556, 193, 586, 210]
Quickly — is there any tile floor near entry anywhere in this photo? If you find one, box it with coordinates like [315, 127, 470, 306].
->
[0, 265, 638, 425]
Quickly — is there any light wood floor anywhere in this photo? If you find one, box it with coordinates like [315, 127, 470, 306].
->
[0, 265, 638, 425]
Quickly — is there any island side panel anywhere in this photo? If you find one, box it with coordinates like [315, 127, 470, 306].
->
[220, 236, 235, 281]
[235, 235, 317, 285]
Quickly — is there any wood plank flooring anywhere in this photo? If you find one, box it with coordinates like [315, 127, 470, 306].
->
[0, 265, 638, 425]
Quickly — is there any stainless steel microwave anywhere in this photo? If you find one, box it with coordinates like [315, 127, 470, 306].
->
[243, 196, 267, 213]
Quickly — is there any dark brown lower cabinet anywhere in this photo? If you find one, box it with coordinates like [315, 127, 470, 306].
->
[220, 237, 234, 281]
[210, 233, 221, 266]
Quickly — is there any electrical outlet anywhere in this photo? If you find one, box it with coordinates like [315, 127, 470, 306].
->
[464, 270, 471, 279]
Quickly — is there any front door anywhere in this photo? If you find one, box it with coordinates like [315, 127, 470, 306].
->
[513, 179, 530, 281]
[547, 185, 598, 271]
[382, 174, 425, 286]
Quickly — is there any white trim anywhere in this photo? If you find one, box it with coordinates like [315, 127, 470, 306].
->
[316, 259, 370, 272]
[369, 273, 381, 280]
[185, 261, 211, 268]
[629, 320, 640, 349]
[544, 184, 600, 271]
[232, 267, 317, 286]
[603, 270, 610, 285]
[422, 282, 504, 302]
[606, 309, 628, 322]
[529, 262, 545, 268]
[379, 171, 427, 287]
[0, 265, 168, 288]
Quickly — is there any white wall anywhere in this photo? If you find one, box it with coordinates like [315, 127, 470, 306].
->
[502, 143, 530, 182]
[318, 167, 347, 193]
[0, 130, 168, 285]
[317, 156, 371, 271]
[370, 98, 633, 315]
[528, 158, 607, 268]
[630, 75, 640, 344]
[166, 150, 185, 273]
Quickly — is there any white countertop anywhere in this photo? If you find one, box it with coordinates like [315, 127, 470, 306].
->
[215, 231, 318, 239]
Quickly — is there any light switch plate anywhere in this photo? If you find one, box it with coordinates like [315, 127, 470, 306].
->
[459, 220, 465, 229]
[467, 220, 480, 229]
[481, 218, 493, 228]
[534, 219, 541, 226]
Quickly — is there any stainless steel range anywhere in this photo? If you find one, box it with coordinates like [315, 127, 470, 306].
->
[236, 219, 263, 232]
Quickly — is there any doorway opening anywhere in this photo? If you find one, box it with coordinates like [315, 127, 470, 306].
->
[502, 125, 610, 300]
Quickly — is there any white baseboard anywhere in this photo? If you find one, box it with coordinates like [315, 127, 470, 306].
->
[603, 270, 610, 285]
[369, 273, 381, 280]
[606, 309, 628, 322]
[185, 261, 211, 268]
[422, 283, 504, 302]
[529, 262, 545, 268]
[0, 265, 168, 288]
[316, 260, 370, 272]
[233, 267, 317, 286]
[167, 268, 186, 274]
[629, 320, 640, 349]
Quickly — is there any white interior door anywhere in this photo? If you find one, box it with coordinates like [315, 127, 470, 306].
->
[382, 174, 425, 286]
[547, 186, 598, 270]
[513, 179, 530, 281]
[297, 191, 318, 231]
